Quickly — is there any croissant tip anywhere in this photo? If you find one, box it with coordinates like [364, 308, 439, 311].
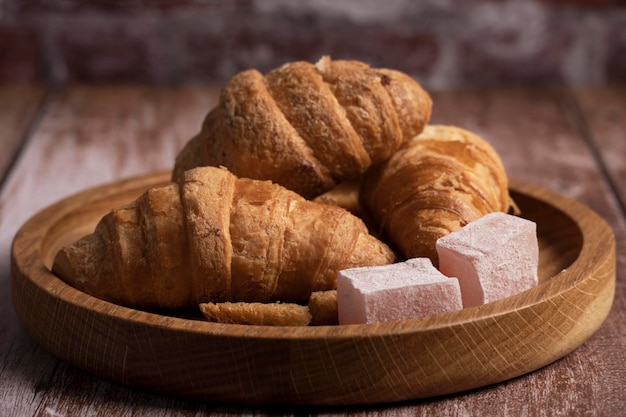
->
[314, 55, 332, 72]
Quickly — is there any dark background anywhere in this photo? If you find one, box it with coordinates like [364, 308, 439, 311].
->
[2, 0, 626, 89]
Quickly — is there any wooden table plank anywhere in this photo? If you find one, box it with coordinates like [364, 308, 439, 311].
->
[31, 365, 233, 417]
[0, 85, 219, 417]
[0, 85, 51, 417]
[0, 85, 47, 184]
[571, 86, 626, 216]
[1, 85, 624, 416]
[0, 85, 217, 252]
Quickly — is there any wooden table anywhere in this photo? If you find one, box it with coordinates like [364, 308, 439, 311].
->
[1, 84, 624, 416]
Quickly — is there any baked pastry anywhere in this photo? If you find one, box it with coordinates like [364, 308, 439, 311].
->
[52, 166, 396, 310]
[308, 290, 338, 326]
[361, 125, 515, 266]
[200, 301, 312, 326]
[172, 56, 432, 198]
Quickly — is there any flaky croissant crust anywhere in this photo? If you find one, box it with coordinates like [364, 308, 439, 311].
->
[361, 125, 515, 266]
[53, 166, 396, 310]
[173, 56, 432, 199]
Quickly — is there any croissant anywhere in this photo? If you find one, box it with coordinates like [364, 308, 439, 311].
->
[360, 125, 515, 266]
[52, 166, 396, 310]
[172, 56, 432, 199]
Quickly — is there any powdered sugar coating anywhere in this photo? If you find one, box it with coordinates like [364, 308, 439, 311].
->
[436, 212, 539, 308]
[337, 258, 462, 324]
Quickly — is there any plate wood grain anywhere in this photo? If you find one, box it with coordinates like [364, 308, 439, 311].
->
[11, 171, 616, 406]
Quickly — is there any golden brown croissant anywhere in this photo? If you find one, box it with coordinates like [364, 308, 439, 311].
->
[360, 125, 515, 266]
[52, 166, 396, 310]
[172, 56, 432, 199]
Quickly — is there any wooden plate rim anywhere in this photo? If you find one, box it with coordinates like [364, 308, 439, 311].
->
[11, 172, 615, 340]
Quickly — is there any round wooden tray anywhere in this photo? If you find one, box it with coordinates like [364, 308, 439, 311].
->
[11, 172, 615, 406]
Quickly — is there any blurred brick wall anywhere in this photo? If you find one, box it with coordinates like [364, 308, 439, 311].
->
[1, 0, 625, 89]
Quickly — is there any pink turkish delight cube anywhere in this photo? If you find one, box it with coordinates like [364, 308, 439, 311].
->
[436, 212, 539, 308]
[337, 258, 463, 325]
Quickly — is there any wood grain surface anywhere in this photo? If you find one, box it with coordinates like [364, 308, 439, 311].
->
[0, 86, 47, 183]
[1, 85, 625, 416]
[11, 171, 615, 406]
[573, 86, 626, 215]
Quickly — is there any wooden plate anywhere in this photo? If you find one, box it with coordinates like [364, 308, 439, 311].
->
[11, 172, 615, 406]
